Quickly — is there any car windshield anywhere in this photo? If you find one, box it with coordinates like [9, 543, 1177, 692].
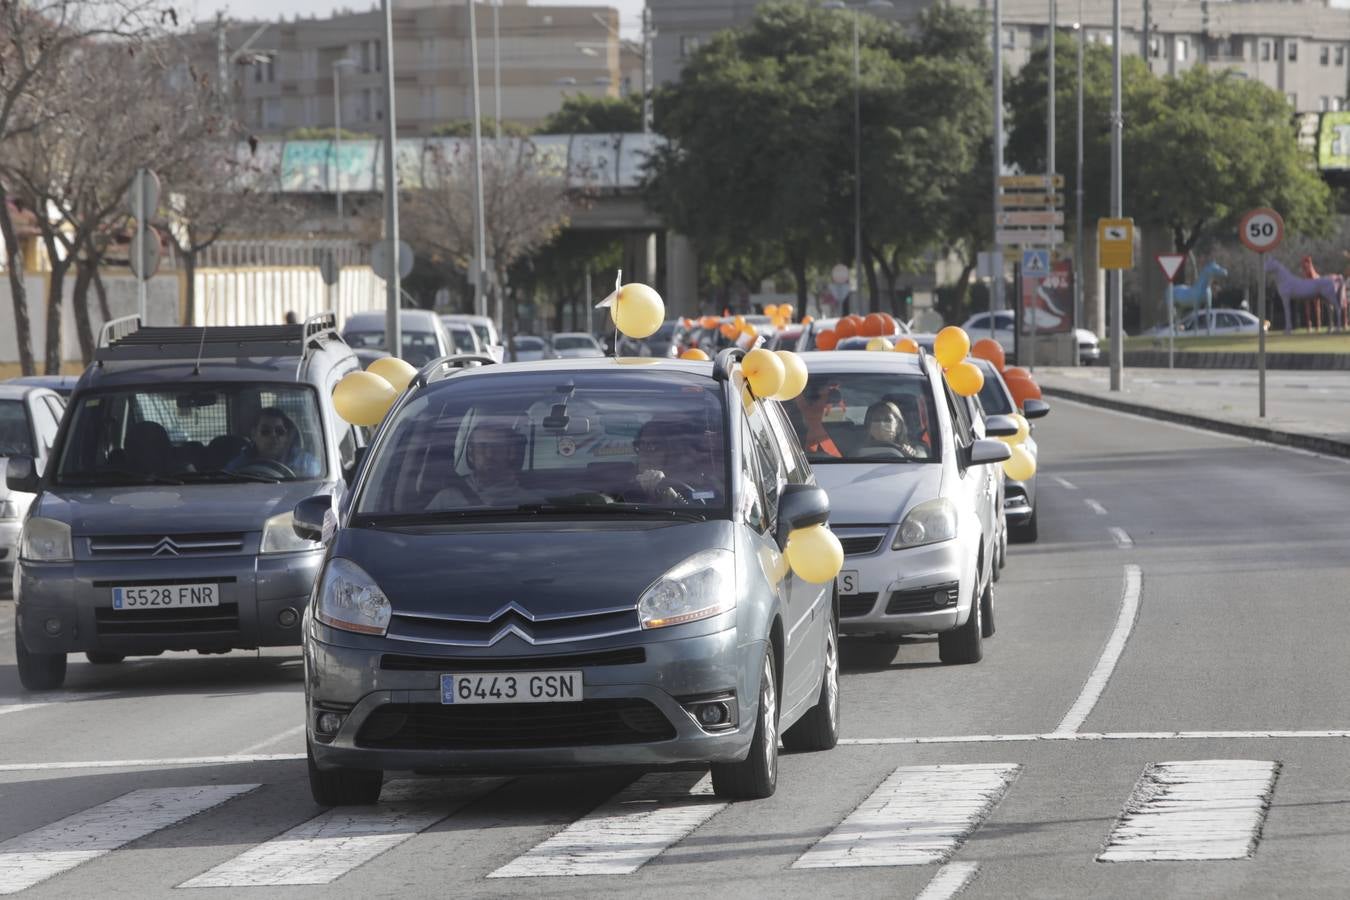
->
[54, 383, 327, 485]
[514, 337, 546, 350]
[0, 400, 33, 457]
[553, 336, 597, 350]
[448, 328, 478, 353]
[785, 371, 940, 464]
[975, 368, 1014, 416]
[344, 329, 442, 366]
[355, 370, 729, 519]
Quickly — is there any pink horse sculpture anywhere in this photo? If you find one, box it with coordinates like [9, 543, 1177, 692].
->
[1265, 257, 1347, 334]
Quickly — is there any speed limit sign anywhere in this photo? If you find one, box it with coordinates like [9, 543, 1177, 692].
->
[1239, 207, 1284, 253]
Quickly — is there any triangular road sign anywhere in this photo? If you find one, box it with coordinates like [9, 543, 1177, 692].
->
[1156, 254, 1186, 282]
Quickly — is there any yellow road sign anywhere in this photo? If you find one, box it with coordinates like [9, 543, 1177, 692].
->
[999, 174, 1065, 190]
[1001, 193, 1064, 208]
[1098, 217, 1135, 269]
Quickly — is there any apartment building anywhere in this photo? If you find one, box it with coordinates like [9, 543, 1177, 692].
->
[191, 0, 624, 136]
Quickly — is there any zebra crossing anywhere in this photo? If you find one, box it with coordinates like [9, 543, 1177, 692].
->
[0, 757, 1288, 894]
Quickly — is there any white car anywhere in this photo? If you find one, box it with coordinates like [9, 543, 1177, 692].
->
[1141, 308, 1266, 337]
[961, 310, 1100, 364]
[548, 332, 605, 359]
[0, 384, 65, 595]
[440, 319, 484, 356]
[970, 358, 1049, 543]
[440, 313, 505, 362]
[342, 309, 452, 368]
[511, 335, 549, 362]
[788, 352, 1011, 664]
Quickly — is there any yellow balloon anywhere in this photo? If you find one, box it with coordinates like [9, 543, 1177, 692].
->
[945, 360, 984, 397]
[764, 304, 779, 317]
[934, 325, 971, 370]
[772, 350, 808, 401]
[333, 371, 398, 427]
[1001, 413, 1030, 446]
[366, 356, 417, 392]
[1001, 443, 1036, 481]
[742, 347, 785, 398]
[865, 337, 893, 352]
[680, 347, 710, 360]
[610, 283, 665, 339]
[894, 337, 920, 354]
[785, 525, 844, 583]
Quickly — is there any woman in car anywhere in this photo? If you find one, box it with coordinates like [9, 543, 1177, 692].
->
[857, 400, 924, 460]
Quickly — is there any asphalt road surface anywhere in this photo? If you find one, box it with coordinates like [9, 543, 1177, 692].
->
[2, 399, 1348, 898]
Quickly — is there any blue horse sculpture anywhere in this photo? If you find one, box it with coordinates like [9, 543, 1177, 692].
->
[1171, 260, 1226, 307]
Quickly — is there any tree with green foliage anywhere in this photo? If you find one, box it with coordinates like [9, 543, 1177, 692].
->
[431, 118, 532, 138]
[539, 95, 642, 134]
[285, 127, 375, 140]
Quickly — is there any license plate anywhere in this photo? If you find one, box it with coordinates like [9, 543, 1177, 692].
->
[837, 570, 859, 595]
[440, 671, 582, 705]
[112, 583, 219, 610]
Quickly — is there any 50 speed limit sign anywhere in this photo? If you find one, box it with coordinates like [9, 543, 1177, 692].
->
[1239, 207, 1284, 253]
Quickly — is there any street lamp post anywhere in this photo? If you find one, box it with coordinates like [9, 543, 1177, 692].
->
[468, 0, 490, 322]
[492, 0, 502, 139]
[1074, 12, 1085, 349]
[332, 58, 357, 221]
[380, 0, 402, 359]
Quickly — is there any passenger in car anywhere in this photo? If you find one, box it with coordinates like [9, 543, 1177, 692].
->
[858, 401, 924, 460]
[791, 384, 842, 458]
[427, 421, 529, 508]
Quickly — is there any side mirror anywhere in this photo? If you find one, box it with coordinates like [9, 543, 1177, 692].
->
[6, 456, 39, 494]
[983, 414, 1019, 438]
[968, 439, 1012, 467]
[776, 483, 830, 546]
[1022, 398, 1050, 420]
[293, 494, 333, 543]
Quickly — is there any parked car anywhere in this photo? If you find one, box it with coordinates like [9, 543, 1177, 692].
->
[1140, 308, 1267, 337]
[970, 358, 1050, 543]
[0, 384, 65, 594]
[297, 353, 840, 804]
[9, 314, 366, 689]
[440, 318, 484, 356]
[617, 320, 689, 358]
[342, 309, 452, 368]
[441, 313, 505, 362]
[788, 351, 1011, 664]
[5, 375, 80, 399]
[549, 332, 605, 359]
[510, 335, 549, 361]
[961, 310, 1100, 365]
[764, 324, 804, 352]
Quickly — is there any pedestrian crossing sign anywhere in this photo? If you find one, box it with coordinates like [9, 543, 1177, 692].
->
[1021, 249, 1050, 278]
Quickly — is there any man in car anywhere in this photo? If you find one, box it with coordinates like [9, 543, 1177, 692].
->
[629, 419, 721, 505]
[427, 421, 529, 508]
[227, 407, 320, 478]
[791, 384, 842, 458]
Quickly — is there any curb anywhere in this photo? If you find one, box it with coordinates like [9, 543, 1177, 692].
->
[1040, 385, 1350, 460]
[1119, 350, 1350, 371]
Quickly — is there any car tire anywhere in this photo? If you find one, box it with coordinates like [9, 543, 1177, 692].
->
[1010, 505, 1038, 543]
[980, 580, 996, 638]
[783, 614, 839, 753]
[307, 740, 383, 806]
[16, 628, 67, 691]
[938, 588, 983, 665]
[712, 645, 779, 800]
[85, 652, 125, 665]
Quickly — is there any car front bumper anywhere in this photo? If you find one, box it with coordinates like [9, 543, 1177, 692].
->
[306, 623, 761, 773]
[835, 536, 973, 636]
[0, 520, 20, 596]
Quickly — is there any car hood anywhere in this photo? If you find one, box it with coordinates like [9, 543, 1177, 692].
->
[334, 518, 735, 618]
[38, 481, 331, 535]
[812, 463, 944, 526]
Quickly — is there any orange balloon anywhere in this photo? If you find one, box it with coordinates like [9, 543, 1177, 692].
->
[879, 313, 898, 334]
[971, 338, 1006, 372]
[861, 313, 886, 337]
[1007, 376, 1042, 409]
[733, 315, 747, 330]
[834, 318, 859, 339]
[1004, 366, 1031, 382]
[700, 315, 719, 330]
[894, 337, 920, 353]
[720, 323, 739, 340]
[815, 329, 840, 350]
[680, 348, 710, 360]
[945, 360, 985, 397]
[801, 315, 814, 324]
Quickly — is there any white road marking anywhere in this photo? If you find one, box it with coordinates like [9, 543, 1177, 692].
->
[489, 773, 725, 877]
[1109, 527, 1133, 549]
[841, 730, 1350, 744]
[0, 692, 117, 717]
[1055, 564, 1142, 735]
[1053, 476, 1078, 490]
[1085, 499, 1108, 515]
[792, 764, 1019, 869]
[179, 779, 503, 887]
[1098, 760, 1280, 862]
[0, 753, 303, 773]
[233, 725, 306, 756]
[916, 861, 981, 900]
[0, 784, 257, 895]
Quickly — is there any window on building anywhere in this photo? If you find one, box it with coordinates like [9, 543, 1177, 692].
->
[1334, 97, 1345, 111]
[361, 40, 382, 73]
[1338, 46, 1346, 66]
[1002, 27, 1015, 49]
[1175, 37, 1188, 61]
[1230, 36, 1244, 59]
[1287, 91, 1298, 108]
[419, 86, 435, 119]
[679, 35, 704, 58]
[263, 97, 282, 128]
[1288, 41, 1297, 62]
[1149, 36, 1162, 58]
[1102, 31, 1113, 48]
[1321, 96, 1330, 111]
[1321, 46, 1330, 66]
[1260, 40, 1271, 62]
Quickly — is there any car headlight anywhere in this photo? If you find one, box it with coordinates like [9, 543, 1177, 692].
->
[315, 557, 391, 636]
[0, 499, 18, 520]
[638, 548, 735, 630]
[894, 498, 958, 550]
[20, 517, 72, 562]
[261, 511, 324, 554]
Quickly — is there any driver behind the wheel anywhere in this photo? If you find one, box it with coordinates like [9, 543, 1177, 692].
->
[858, 400, 923, 460]
[227, 407, 320, 478]
[629, 418, 686, 504]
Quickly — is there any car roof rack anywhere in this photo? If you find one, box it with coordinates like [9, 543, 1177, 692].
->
[94, 312, 342, 366]
[712, 347, 745, 382]
[413, 353, 497, 388]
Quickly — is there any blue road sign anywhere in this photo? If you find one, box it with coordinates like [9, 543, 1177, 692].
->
[1021, 249, 1050, 277]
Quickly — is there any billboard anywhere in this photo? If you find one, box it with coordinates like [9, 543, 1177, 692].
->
[1019, 259, 1074, 335]
[1317, 112, 1350, 170]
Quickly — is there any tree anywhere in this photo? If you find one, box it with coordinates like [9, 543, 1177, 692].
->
[538, 95, 642, 134]
[431, 118, 532, 138]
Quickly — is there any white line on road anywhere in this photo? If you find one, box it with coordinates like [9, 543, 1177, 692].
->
[0, 753, 303, 773]
[179, 779, 504, 887]
[792, 764, 1019, 869]
[0, 784, 257, 895]
[1053, 476, 1078, 490]
[1108, 527, 1133, 549]
[1085, 499, 1108, 515]
[233, 725, 306, 757]
[1098, 760, 1280, 862]
[1056, 565, 1142, 735]
[840, 729, 1350, 744]
[915, 862, 981, 900]
[0, 692, 117, 717]
[489, 772, 726, 877]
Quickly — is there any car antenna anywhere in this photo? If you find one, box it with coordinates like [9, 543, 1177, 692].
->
[192, 290, 215, 376]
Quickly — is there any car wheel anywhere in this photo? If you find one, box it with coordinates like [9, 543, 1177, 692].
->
[85, 652, 125, 665]
[980, 580, 995, 639]
[783, 614, 839, 753]
[938, 588, 983, 665]
[712, 645, 779, 800]
[307, 740, 383, 806]
[1010, 505, 1039, 543]
[16, 628, 67, 691]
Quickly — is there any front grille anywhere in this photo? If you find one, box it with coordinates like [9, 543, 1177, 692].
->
[355, 700, 676, 749]
[88, 532, 247, 558]
[839, 535, 884, 556]
[885, 584, 960, 615]
[840, 593, 879, 618]
[381, 647, 646, 671]
[388, 608, 640, 647]
[95, 602, 240, 636]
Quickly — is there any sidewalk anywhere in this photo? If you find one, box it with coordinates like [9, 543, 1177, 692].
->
[1032, 366, 1350, 458]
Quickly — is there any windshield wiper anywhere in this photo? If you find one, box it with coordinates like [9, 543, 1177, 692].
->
[357, 502, 711, 527]
[179, 468, 282, 484]
[58, 469, 184, 485]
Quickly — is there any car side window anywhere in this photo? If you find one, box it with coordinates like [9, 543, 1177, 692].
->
[765, 402, 810, 485]
[738, 420, 768, 533]
[338, 425, 357, 470]
[943, 380, 974, 454]
[30, 397, 60, 454]
[745, 403, 783, 527]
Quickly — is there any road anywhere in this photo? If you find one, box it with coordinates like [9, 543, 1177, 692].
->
[2, 399, 1349, 898]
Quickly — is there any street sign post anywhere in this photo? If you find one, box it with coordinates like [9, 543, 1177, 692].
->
[1098, 218, 1135, 269]
[1022, 250, 1050, 372]
[128, 227, 161, 280]
[997, 210, 1065, 227]
[127, 168, 161, 323]
[1239, 207, 1285, 417]
[371, 239, 414, 281]
[1156, 254, 1186, 369]
[998, 174, 1065, 190]
[996, 229, 1065, 246]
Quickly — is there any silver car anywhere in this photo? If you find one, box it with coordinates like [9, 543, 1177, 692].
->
[971, 359, 1050, 543]
[548, 332, 605, 359]
[0, 384, 65, 595]
[296, 353, 840, 804]
[788, 352, 1010, 664]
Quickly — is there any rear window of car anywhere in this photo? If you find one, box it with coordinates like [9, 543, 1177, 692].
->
[974, 365, 1014, 416]
[784, 371, 940, 463]
[553, 336, 597, 350]
[0, 400, 33, 457]
[514, 337, 546, 350]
